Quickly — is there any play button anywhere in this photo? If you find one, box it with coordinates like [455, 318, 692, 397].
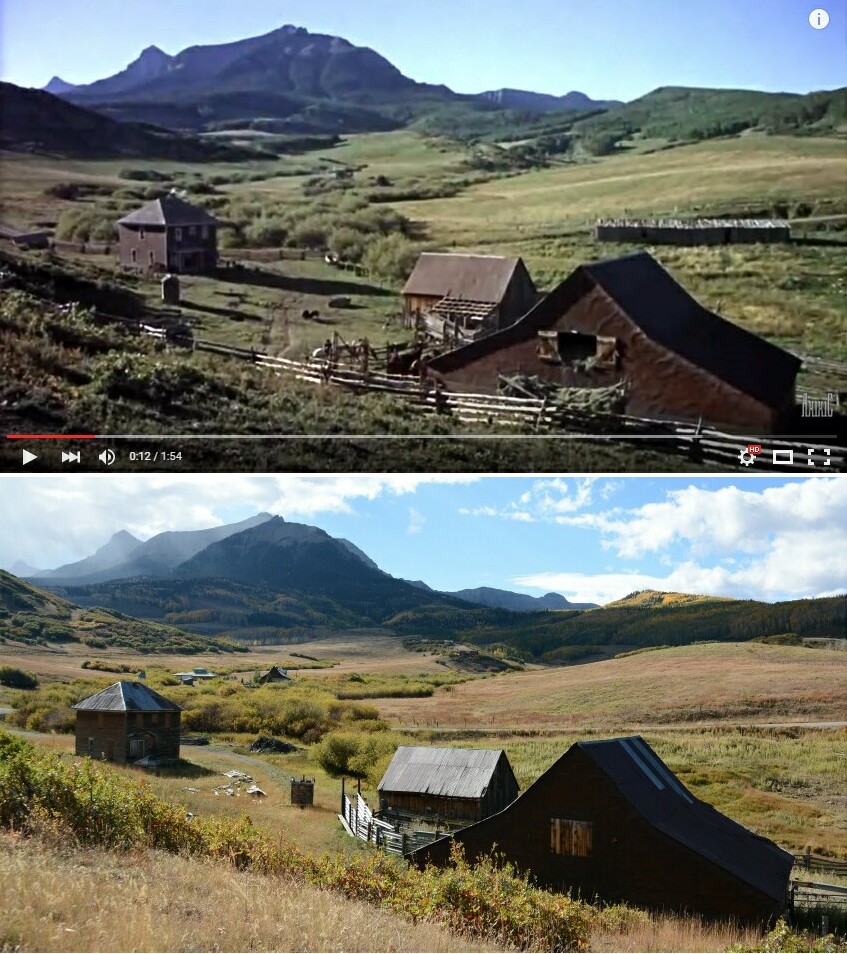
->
[21, 449, 37, 466]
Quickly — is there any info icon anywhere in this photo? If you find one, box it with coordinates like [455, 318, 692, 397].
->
[809, 8, 830, 29]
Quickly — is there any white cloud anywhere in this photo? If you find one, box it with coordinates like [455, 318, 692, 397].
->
[0, 474, 478, 570]
[462, 476, 599, 522]
[514, 479, 847, 604]
[557, 479, 847, 559]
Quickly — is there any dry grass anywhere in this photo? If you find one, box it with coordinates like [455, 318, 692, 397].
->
[376, 643, 845, 730]
[590, 913, 760, 952]
[0, 834, 498, 953]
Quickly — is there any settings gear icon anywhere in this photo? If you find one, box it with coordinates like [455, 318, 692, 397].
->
[738, 450, 757, 466]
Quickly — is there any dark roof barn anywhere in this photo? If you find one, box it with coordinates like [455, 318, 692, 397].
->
[410, 736, 793, 922]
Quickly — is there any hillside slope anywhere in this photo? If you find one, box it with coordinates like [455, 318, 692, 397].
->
[0, 83, 258, 160]
[0, 570, 244, 653]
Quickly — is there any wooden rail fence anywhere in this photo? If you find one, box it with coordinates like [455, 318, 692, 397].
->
[795, 852, 847, 875]
[339, 790, 442, 857]
[102, 314, 847, 471]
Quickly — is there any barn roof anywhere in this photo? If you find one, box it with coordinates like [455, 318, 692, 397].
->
[72, 681, 182, 712]
[263, 665, 292, 680]
[378, 745, 508, 799]
[428, 251, 800, 411]
[578, 736, 794, 901]
[118, 195, 219, 228]
[402, 253, 530, 305]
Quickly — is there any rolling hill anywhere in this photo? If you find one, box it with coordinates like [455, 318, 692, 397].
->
[449, 587, 596, 611]
[0, 570, 245, 653]
[0, 83, 259, 160]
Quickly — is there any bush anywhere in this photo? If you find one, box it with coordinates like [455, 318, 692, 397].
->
[327, 227, 367, 263]
[55, 209, 118, 243]
[362, 234, 422, 285]
[0, 667, 38, 690]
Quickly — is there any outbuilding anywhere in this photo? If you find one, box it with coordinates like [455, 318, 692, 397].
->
[118, 194, 219, 274]
[258, 665, 293, 684]
[426, 251, 800, 432]
[402, 253, 537, 339]
[410, 736, 793, 923]
[72, 681, 182, 764]
[378, 745, 519, 825]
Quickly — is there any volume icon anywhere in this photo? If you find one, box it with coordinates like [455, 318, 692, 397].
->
[99, 449, 116, 466]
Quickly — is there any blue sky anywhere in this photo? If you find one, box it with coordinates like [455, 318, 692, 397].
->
[2, 0, 845, 98]
[1, 475, 844, 604]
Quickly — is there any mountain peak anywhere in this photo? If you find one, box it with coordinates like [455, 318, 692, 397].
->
[138, 44, 170, 60]
[43, 76, 76, 94]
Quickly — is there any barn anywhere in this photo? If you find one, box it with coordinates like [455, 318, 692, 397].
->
[410, 736, 794, 923]
[72, 681, 182, 764]
[378, 746, 519, 825]
[402, 253, 537, 340]
[118, 195, 219, 274]
[258, 665, 293, 684]
[426, 251, 801, 432]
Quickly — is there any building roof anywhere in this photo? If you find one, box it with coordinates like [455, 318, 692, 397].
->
[596, 218, 790, 230]
[72, 681, 181, 713]
[577, 737, 794, 902]
[428, 251, 800, 411]
[262, 666, 292, 680]
[402, 253, 530, 305]
[118, 195, 219, 228]
[378, 745, 509, 800]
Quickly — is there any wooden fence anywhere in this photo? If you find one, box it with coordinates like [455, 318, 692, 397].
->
[114, 316, 847, 471]
[339, 790, 442, 857]
[795, 852, 847, 876]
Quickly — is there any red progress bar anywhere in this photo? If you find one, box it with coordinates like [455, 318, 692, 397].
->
[6, 434, 97, 440]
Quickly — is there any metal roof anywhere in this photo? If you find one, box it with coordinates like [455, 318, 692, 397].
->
[596, 218, 790, 230]
[118, 195, 219, 228]
[579, 737, 794, 902]
[402, 253, 525, 305]
[378, 745, 507, 799]
[72, 681, 182, 712]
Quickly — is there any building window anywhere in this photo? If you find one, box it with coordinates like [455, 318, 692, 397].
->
[201, 226, 209, 239]
[143, 712, 157, 728]
[139, 229, 145, 241]
[88, 737, 94, 754]
[131, 249, 137, 264]
[175, 227, 182, 241]
[551, 818, 593, 857]
[148, 250, 154, 266]
[189, 225, 196, 237]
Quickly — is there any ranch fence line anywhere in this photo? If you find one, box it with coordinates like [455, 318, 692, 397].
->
[794, 852, 847, 875]
[339, 789, 441, 857]
[123, 320, 846, 472]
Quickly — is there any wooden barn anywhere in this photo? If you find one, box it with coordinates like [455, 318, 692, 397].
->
[402, 253, 537, 339]
[426, 251, 801, 432]
[118, 195, 219, 274]
[258, 665, 293, 684]
[410, 737, 794, 923]
[378, 745, 519, 825]
[72, 681, 182, 765]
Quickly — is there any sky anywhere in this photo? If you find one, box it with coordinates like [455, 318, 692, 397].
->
[1, 0, 845, 98]
[0, 475, 844, 605]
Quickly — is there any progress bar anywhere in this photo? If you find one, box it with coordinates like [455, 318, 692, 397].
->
[6, 434, 840, 442]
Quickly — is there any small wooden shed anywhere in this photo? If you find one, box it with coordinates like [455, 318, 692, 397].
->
[378, 745, 519, 824]
[258, 665, 293, 684]
[72, 681, 182, 764]
[410, 736, 793, 923]
[402, 253, 537, 334]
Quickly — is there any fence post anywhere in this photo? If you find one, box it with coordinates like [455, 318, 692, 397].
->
[805, 846, 811, 869]
[341, 777, 345, 817]
[402, 833, 407, 856]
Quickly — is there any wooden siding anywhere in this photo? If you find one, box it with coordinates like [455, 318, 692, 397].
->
[412, 747, 785, 923]
[432, 285, 782, 431]
[551, 818, 593, 857]
[74, 709, 181, 764]
[119, 224, 217, 274]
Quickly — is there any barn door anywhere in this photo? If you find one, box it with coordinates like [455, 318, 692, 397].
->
[129, 737, 145, 759]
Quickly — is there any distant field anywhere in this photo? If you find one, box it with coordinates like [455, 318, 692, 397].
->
[376, 643, 846, 729]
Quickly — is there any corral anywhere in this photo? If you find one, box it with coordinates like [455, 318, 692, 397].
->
[595, 218, 792, 245]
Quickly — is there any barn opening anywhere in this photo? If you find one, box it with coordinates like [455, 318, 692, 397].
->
[538, 331, 619, 369]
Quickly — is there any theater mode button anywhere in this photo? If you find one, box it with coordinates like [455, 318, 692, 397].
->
[22, 449, 37, 466]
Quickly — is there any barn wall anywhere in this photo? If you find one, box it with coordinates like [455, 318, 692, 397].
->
[481, 755, 520, 817]
[125, 710, 181, 761]
[75, 711, 128, 763]
[498, 266, 538, 329]
[433, 285, 780, 431]
[595, 225, 790, 246]
[404, 294, 442, 319]
[382, 791, 483, 822]
[168, 226, 218, 273]
[413, 748, 784, 922]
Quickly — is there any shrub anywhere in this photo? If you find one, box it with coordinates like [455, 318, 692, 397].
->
[362, 234, 422, 285]
[0, 667, 38, 690]
[327, 227, 367, 262]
